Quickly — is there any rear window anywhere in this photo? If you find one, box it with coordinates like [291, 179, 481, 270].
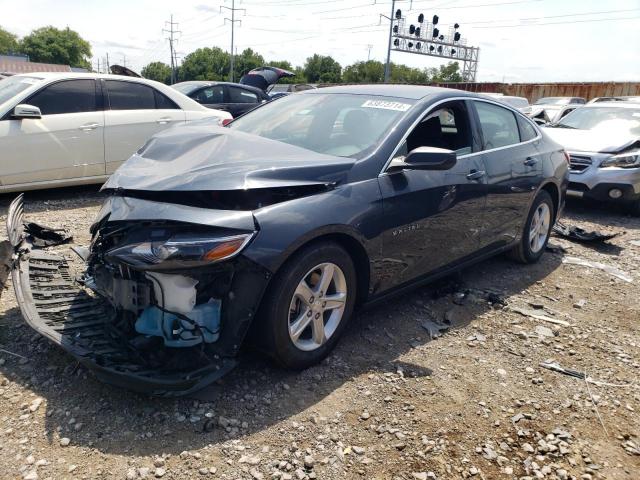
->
[106, 80, 178, 110]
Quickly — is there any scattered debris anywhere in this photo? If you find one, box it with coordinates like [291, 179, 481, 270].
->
[509, 306, 571, 326]
[539, 361, 586, 379]
[546, 243, 567, 254]
[24, 221, 73, 247]
[562, 256, 633, 283]
[553, 221, 620, 243]
[630, 239, 640, 247]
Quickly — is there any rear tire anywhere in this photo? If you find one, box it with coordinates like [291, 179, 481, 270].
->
[257, 241, 357, 370]
[508, 190, 554, 264]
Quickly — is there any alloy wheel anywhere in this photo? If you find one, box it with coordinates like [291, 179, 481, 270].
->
[288, 262, 347, 352]
[529, 203, 551, 253]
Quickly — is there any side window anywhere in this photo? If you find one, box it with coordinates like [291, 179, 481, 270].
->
[28, 80, 97, 115]
[394, 101, 473, 160]
[517, 116, 538, 142]
[194, 86, 224, 104]
[475, 101, 520, 150]
[228, 86, 258, 104]
[106, 80, 156, 110]
[154, 90, 179, 109]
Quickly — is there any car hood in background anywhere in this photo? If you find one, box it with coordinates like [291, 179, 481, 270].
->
[542, 127, 640, 154]
[240, 66, 295, 92]
[103, 125, 355, 192]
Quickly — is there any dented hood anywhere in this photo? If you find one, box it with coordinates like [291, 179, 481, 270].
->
[542, 127, 639, 154]
[103, 124, 355, 192]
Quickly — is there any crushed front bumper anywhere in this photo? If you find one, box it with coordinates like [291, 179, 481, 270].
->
[6, 195, 244, 397]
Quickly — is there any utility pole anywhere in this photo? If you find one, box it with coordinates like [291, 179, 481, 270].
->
[367, 44, 373, 61]
[105, 53, 110, 74]
[221, 0, 245, 82]
[121, 54, 128, 68]
[384, 0, 396, 82]
[163, 15, 181, 84]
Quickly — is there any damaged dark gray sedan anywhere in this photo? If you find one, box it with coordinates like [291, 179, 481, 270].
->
[6, 86, 569, 396]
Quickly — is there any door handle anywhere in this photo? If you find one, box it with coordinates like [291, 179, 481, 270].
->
[156, 117, 172, 124]
[78, 123, 99, 131]
[466, 170, 486, 180]
[524, 157, 538, 166]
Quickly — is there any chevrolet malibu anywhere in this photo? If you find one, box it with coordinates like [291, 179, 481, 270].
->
[6, 86, 568, 396]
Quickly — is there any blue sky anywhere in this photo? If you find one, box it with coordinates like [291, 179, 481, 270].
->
[1, 0, 639, 82]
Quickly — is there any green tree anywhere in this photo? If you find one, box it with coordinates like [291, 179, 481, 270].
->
[343, 60, 385, 83]
[178, 47, 230, 81]
[303, 54, 341, 83]
[0, 26, 19, 55]
[141, 61, 172, 84]
[389, 63, 430, 84]
[233, 48, 264, 81]
[430, 61, 463, 82]
[21, 26, 91, 68]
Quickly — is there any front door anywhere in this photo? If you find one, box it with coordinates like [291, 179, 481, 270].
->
[0, 79, 104, 186]
[103, 79, 186, 174]
[376, 100, 488, 292]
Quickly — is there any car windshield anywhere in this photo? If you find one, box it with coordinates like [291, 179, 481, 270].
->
[268, 84, 289, 93]
[503, 97, 529, 108]
[557, 106, 640, 136]
[229, 93, 415, 158]
[535, 97, 571, 105]
[0, 75, 42, 105]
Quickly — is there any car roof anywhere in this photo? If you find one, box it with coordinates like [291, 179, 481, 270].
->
[582, 101, 640, 108]
[301, 84, 471, 100]
[173, 80, 264, 93]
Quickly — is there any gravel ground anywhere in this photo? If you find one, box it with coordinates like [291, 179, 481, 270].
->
[0, 186, 639, 480]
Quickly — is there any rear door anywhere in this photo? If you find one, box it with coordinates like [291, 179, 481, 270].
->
[103, 80, 186, 174]
[225, 85, 262, 117]
[470, 99, 543, 250]
[191, 84, 226, 112]
[0, 78, 104, 186]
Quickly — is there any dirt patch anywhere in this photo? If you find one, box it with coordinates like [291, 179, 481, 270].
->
[0, 189, 638, 480]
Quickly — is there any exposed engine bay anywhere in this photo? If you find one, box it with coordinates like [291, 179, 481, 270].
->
[5, 194, 271, 396]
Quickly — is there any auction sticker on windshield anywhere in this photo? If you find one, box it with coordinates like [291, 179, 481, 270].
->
[362, 100, 412, 112]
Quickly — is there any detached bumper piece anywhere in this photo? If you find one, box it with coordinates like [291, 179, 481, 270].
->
[7, 195, 236, 397]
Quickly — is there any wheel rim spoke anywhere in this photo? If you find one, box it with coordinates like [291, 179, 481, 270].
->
[316, 264, 335, 295]
[294, 280, 314, 306]
[289, 309, 312, 341]
[311, 315, 326, 345]
[322, 292, 346, 310]
[529, 204, 550, 253]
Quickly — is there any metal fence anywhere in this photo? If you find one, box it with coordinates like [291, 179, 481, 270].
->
[429, 82, 640, 102]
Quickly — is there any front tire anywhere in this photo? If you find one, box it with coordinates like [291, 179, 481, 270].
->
[508, 190, 554, 264]
[258, 242, 357, 369]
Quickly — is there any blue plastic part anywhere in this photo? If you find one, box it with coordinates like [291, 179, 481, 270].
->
[135, 300, 221, 348]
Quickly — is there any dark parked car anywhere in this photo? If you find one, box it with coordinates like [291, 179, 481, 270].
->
[6, 85, 568, 396]
[172, 81, 269, 118]
[268, 83, 317, 99]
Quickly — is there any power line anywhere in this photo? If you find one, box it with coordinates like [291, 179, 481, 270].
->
[221, 0, 246, 82]
[472, 14, 640, 29]
[463, 7, 640, 25]
[163, 14, 181, 84]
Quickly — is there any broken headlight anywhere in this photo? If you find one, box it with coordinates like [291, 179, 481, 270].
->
[600, 151, 640, 168]
[105, 233, 254, 270]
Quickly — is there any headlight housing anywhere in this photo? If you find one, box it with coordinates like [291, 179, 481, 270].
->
[600, 151, 640, 168]
[105, 233, 254, 270]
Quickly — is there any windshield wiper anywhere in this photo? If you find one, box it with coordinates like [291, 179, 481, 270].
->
[547, 123, 577, 129]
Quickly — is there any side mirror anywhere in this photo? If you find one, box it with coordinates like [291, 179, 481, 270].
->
[389, 146, 457, 172]
[13, 104, 42, 119]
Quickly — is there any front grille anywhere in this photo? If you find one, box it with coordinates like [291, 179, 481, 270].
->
[569, 155, 592, 173]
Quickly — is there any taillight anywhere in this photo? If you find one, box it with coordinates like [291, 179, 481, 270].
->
[222, 118, 232, 127]
[563, 150, 570, 164]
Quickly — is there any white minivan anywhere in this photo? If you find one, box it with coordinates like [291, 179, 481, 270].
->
[0, 73, 232, 192]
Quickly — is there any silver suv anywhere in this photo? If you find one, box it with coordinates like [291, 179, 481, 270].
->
[542, 102, 640, 214]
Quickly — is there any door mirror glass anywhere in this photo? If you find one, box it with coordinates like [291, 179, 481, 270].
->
[13, 104, 42, 119]
[391, 146, 456, 172]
